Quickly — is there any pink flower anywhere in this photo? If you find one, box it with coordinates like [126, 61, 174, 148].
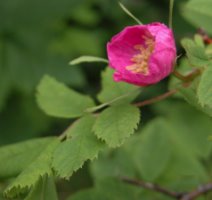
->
[107, 22, 177, 86]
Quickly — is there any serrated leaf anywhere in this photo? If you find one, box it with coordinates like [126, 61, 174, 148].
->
[0, 137, 54, 179]
[25, 176, 58, 200]
[180, 86, 212, 117]
[98, 68, 140, 104]
[197, 66, 212, 108]
[69, 56, 108, 65]
[4, 139, 60, 198]
[182, 0, 212, 34]
[181, 38, 209, 66]
[132, 118, 172, 181]
[93, 104, 140, 148]
[52, 115, 105, 179]
[36, 75, 95, 118]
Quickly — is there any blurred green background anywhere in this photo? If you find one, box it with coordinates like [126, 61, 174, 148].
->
[0, 0, 195, 145]
[0, 0, 203, 199]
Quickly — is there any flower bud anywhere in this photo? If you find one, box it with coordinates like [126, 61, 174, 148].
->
[107, 22, 177, 86]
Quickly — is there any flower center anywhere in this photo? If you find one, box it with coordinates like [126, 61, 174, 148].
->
[126, 35, 155, 75]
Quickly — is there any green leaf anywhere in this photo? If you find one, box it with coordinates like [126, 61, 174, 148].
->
[36, 75, 95, 118]
[206, 44, 212, 56]
[93, 104, 140, 148]
[4, 139, 60, 198]
[91, 113, 209, 190]
[52, 115, 105, 179]
[180, 86, 212, 117]
[69, 56, 108, 65]
[66, 188, 104, 200]
[133, 116, 208, 186]
[67, 178, 143, 200]
[90, 148, 136, 182]
[25, 176, 58, 200]
[132, 118, 172, 181]
[119, 2, 142, 25]
[181, 38, 209, 66]
[168, 58, 191, 96]
[194, 34, 205, 48]
[182, 0, 212, 34]
[154, 101, 212, 160]
[98, 68, 140, 104]
[0, 137, 54, 179]
[197, 66, 212, 108]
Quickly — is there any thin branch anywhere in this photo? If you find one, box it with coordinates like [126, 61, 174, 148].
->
[172, 70, 188, 81]
[134, 89, 178, 107]
[59, 66, 202, 140]
[134, 68, 202, 108]
[173, 68, 202, 82]
[121, 177, 183, 199]
[180, 183, 212, 200]
[122, 177, 212, 200]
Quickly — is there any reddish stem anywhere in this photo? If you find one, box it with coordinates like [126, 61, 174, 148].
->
[134, 89, 178, 107]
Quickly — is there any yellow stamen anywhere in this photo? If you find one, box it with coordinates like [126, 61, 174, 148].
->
[126, 35, 155, 75]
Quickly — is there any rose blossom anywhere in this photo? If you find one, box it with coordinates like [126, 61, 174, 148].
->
[106, 22, 177, 86]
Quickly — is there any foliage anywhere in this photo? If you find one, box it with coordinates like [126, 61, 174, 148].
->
[36, 75, 95, 118]
[182, 0, 212, 34]
[52, 115, 105, 179]
[0, 0, 212, 200]
[93, 104, 140, 147]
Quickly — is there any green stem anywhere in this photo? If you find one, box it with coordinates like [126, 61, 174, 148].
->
[85, 88, 141, 113]
[0, 35, 6, 71]
[169, 0, 174, 29]
[119, 2, 143, 25]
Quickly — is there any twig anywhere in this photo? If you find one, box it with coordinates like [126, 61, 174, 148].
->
[59, 66, 202, 140]
[121, 177, 183, 198]
[180, 183, 212, 200]
[122, 177, 212, 200]
[172, 68, 202, 82]
[134, 68, 202, 108]
[173, 70, 188, 81]
[134, 89, 178, 107]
